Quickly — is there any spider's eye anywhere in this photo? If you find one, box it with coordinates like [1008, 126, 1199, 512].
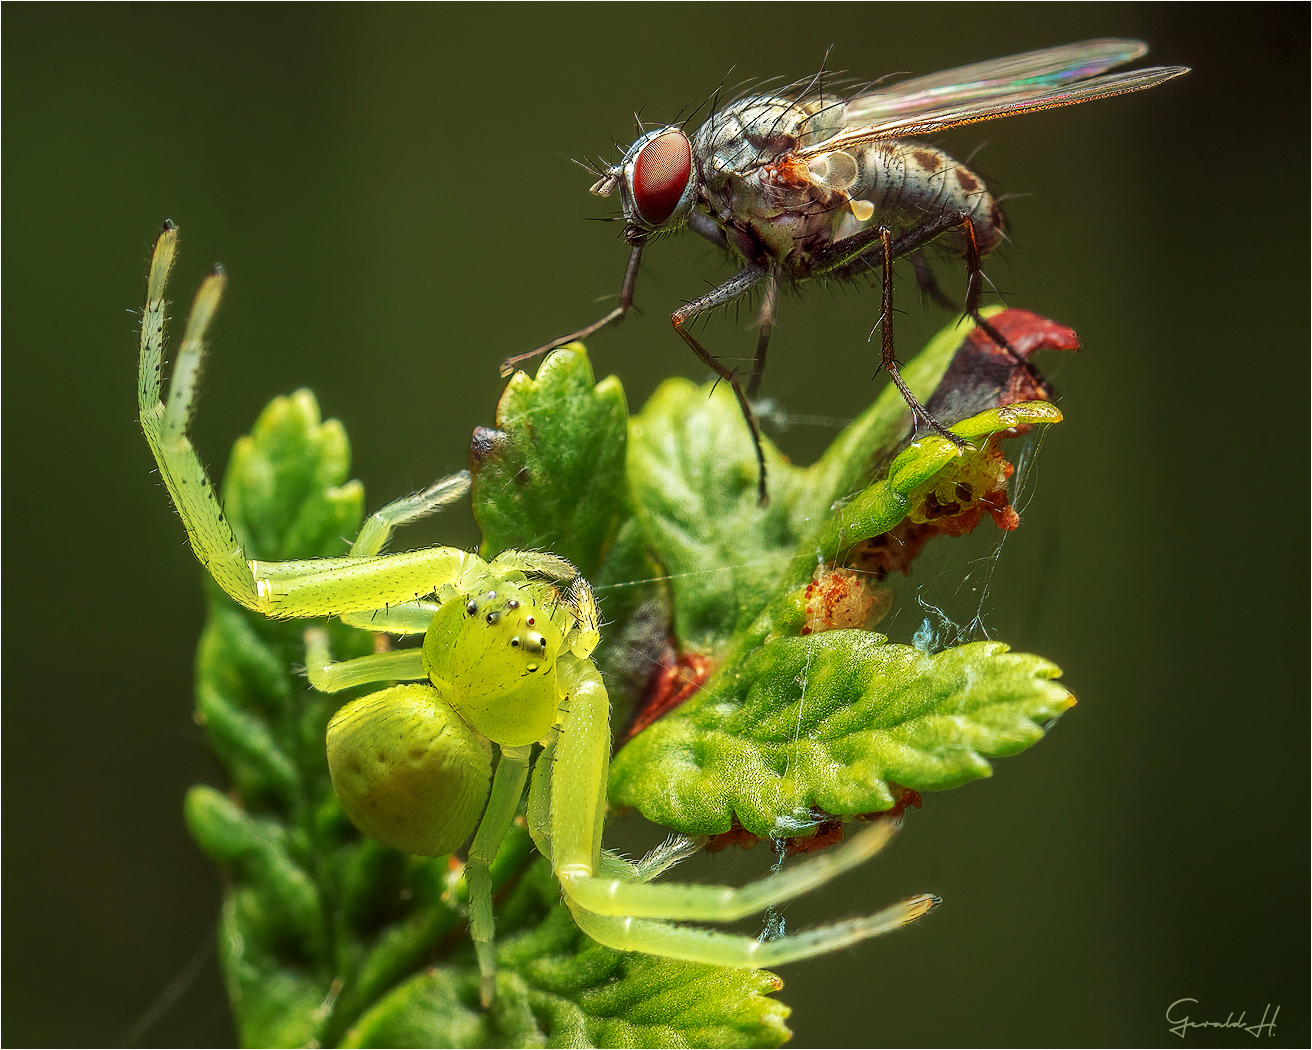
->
[526, 663, 539, 673]
[485, 611, 499, 625]
[526, 615, 535, 626]
[510, 637, 520, 648]
[507, 599, 519, 610]
[465, 601, 478, 616]
[632, 130, 691, 226]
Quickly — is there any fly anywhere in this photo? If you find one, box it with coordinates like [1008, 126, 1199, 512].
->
[501, 39, 1189, 503]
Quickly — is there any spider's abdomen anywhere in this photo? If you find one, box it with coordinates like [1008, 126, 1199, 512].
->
[326, 683, 493, 856]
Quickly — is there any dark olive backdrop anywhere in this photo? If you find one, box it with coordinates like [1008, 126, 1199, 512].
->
[4, 5, 1307, 1047]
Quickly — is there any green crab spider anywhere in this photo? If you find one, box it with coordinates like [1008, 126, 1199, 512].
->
[138, 222, 938, 1007]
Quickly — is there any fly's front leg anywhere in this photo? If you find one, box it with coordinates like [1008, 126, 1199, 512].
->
[499, 240, 645, 377]
[873, 229, 971, 450]
[747, 266, 779, 400]
[669, 265, 771, 504]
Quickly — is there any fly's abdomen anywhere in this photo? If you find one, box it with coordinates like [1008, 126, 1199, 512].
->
[851, 142, 1003, 256]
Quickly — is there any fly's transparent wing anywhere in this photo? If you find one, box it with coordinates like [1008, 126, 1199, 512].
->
[841, 39, 1151, 126]
[798, 41, 1188, 158]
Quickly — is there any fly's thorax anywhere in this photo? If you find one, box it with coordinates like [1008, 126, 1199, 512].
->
[843, 142, 1004, 253]
[693, 96, 815, 222]
[422, 583, 564, 748]
[691, 100, 831, 266]
[693, 94, 843, 169]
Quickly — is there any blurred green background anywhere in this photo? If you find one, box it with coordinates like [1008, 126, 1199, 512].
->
[4, 5, 1307, 1046]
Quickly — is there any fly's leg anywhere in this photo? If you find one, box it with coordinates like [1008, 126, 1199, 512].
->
[500, 241, 645, 376]
[873, 228, 970, 450]
[747, 266, 779, 400]
[806, 219, 972, 448]
[669, 265, 771, 504]
[953, 213, 1036, 377]
[910, 249, 958, 312]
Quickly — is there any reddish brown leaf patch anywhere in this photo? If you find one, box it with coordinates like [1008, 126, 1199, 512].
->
[922, 309, 1079, 429]
[704, 787, 924, 855]
[621, 648, 715, 745]
[800, 566, 893, 635]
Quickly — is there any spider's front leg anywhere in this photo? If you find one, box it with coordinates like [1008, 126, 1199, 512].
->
[137, 223, 481, 620]
[530, 656, 939, 970]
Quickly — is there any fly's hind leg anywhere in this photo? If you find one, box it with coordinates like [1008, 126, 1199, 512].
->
[801, 216, 971, 449]
[872, 228, 971, 450]
[670, 265, 771, 504]
[910, 249, 958, 312]
[747, 266, 779, 400]
[954, 214, 1043, 389]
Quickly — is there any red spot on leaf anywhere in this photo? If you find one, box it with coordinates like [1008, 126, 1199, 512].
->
[621, 649, 715, 745]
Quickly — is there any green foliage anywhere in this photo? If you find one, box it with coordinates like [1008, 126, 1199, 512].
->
[341, 858, 789, 1049]
[610, 635, 1073, 838]
[183, 315, 1075, 1046]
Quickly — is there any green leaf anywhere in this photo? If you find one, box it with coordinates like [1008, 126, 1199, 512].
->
[472, 345, 629, 579]
[625, 379, 804, 652]
[221, 388, 364, 561]
[610, 632, 1074, 838]
[607, 308, 1074, 838]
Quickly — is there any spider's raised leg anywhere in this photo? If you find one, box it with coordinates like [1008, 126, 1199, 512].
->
[350, 472, 470, 557]
[138, 224, 485, 620]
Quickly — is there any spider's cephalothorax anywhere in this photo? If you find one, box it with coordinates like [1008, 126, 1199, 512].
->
[139, 222, 937, 1009]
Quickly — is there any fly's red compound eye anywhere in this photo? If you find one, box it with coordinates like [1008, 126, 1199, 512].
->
[631, 130, 691, 226]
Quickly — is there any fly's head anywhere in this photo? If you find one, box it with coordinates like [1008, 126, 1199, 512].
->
[592, 126, 699, 239]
